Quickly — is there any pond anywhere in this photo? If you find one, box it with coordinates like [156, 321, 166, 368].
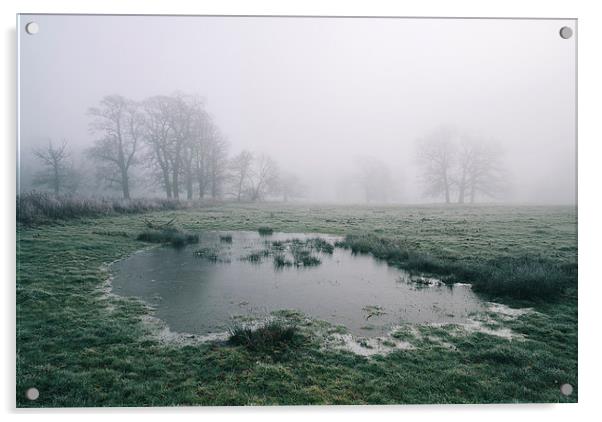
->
[111, 231, 485, 337]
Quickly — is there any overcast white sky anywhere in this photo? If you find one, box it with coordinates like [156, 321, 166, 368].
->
[18, 15, 576, 203]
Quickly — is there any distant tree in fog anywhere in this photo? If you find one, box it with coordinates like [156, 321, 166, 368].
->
[141, 93, 230, 200]
[86, 92, 287, 202]
[192, 115, 213, 199]
[454, 137, 505, 203]
[229, 150, 254, 201]
[32, 140, 75, 194]
[206, 129, 230, 199]
[276, 171, 306, 202]
[247, 154, 280, 201]
[87, 95, 143, 199]
[416, 127, 457, 204]
[166, 93, 199, 200]
[355, 156, 393, 203]
[416, 127, 506, 204]
[142, 95, 176, 198]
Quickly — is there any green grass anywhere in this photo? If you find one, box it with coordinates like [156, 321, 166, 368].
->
[16, 203, 577, 406]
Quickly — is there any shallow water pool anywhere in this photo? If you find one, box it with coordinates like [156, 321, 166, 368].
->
[111, 231, 485, 336]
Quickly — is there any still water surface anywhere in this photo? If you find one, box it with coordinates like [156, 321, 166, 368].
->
[111, 231, 484, 336]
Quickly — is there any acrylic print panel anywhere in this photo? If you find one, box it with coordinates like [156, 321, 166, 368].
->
[16, 15, 577, 407]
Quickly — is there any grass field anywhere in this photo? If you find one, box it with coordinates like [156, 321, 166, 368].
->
[16, 203, 577, 406]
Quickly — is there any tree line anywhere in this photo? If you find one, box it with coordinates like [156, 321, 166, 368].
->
[30, 96, 507, 204]
[32, 93, 305, 202]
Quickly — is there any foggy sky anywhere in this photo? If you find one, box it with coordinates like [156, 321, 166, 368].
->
[18, 15, 576, 204]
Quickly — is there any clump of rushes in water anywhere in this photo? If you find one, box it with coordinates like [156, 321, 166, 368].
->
[228, 320, 302, 354]
[243, 249, 270, 263]
[193, 247, 220, 262]
[307, 238, 334, 254]
[137, 227, 199, 247]
[273, 253, 293, 268]
[291, 247, 321, 267]
[270, 240, 286, 251]
[258, 226, 274, 236]
[219, 234, 233, 243]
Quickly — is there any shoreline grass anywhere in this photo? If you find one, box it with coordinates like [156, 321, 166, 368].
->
[337, 234, 576, 301]
[137, 227, 199, 247]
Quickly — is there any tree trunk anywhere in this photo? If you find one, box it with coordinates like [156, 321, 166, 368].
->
[444, 181, 450, 204]
[162, 170, 172, 199]
[53, 165, 60, 195]
[211, 178, 218, 199]
[172, 168, 179, 200]
[121, 169, 130, 199]
[469, 176, 476, 203]
[237, 178, 243, 202]
[186, 175, 193, 200]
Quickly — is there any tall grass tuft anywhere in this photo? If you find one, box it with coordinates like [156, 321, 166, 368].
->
[17, 192, 192, 225]
[137, 227, 199, 247]
[228, 320, 302, 354]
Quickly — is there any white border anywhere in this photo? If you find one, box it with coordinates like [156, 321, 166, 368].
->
[3, 1, 601, 421]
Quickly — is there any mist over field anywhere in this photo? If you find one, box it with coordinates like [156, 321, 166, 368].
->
[18, 15, 576, 204]
[16, 16, 579, 407]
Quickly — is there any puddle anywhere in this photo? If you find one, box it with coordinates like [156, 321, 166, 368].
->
[111, 231, 486, 337]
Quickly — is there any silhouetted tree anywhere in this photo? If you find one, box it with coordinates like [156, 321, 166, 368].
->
[142, 95, 175, 198]
[229, 150, 254, 201]
[248, 154, 280, 201]
[166, 93, 200, 200]
[416, 127, 457, 204]
[32, 140, 74, 194]
[87, 95, 143, 199]
[457, 138, 506, 203]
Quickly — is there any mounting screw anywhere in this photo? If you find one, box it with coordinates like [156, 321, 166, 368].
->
[559, 26, 573, 39]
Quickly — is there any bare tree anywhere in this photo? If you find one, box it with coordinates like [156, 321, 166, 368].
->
[248, 154, 280, 201]
[32, 140, 73, 194]
[165, 93, 199, 200]
[229, 150, 254, 201]
[455, 138, 475, 204]
[416, 127, 457, 204]
[355, 156, 393, 203]
[142, 95, 175, 198]
[87, 95, 143, 199]
[462, 140, 506, 203]
[206, 129, 230, 199]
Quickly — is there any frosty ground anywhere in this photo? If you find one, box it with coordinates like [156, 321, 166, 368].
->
[16, 203, 577, 406]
